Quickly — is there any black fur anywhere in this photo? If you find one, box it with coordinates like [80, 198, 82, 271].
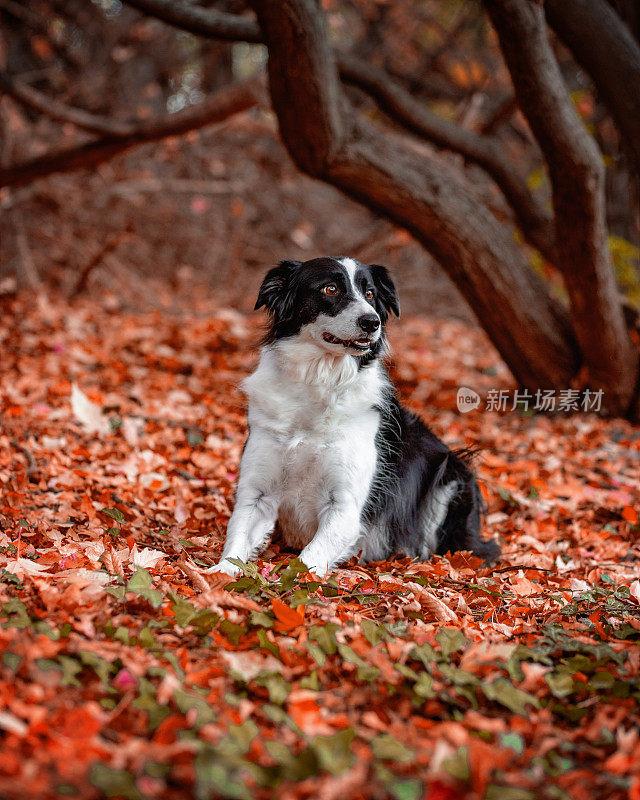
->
[366, 388, 499, 563]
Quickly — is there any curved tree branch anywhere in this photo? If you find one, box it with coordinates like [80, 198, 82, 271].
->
[484, 0, 638, 415]
[545, 0, 640, 178]
[338, 56, 557, 264]
[123, 0, 261, 42]
[250, 0, 579, 390]
[0, 79, 263, 190]
[0, 70, 134, 136]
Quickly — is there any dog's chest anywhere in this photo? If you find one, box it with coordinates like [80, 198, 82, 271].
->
[275, 410, 377, 547]
[244, 348, 384, 440]
[243, 349, 385, 545]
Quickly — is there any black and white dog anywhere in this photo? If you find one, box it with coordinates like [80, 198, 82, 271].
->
[215, 257, 499, 577]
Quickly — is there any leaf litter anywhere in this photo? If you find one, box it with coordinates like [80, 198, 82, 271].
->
[1, 287, 639, 800]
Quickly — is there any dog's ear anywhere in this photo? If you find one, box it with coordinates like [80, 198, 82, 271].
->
[369, 264, 400, 321]
[254, 260, 301, 317]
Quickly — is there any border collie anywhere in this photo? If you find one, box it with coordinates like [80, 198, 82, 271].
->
[214, 257, 499, 577]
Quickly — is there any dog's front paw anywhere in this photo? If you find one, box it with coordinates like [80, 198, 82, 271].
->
[207, 558, 241, 577]
[298, 550, 330, 579]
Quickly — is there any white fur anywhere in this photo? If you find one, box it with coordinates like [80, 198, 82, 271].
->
[420, 481, 459, 556]
[214, 339, 385, 577]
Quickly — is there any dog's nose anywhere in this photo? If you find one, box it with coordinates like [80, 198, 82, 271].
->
[357, 314, 380, 334]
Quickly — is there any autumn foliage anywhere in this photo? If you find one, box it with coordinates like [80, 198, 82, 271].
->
[1, 285, 640, 800]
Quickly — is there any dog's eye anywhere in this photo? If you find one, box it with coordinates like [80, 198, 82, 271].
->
[365, 288, 374, 300]
[322, 284, 338, 296]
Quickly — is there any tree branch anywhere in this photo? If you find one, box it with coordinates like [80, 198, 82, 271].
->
[339, 55, 557, 264]
[123, 0, 261, 42]
[484, 0, 638, 415]
[0, 79, 263, 190]
[480, 94, 518, 135]
[545, 0, 640, 178]
[0, 70, 134, 136]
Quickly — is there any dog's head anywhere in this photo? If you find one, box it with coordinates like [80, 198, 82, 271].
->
[255, 256, 400, 358]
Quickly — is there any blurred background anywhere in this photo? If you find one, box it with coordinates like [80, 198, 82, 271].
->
[2, 0, 638, 317]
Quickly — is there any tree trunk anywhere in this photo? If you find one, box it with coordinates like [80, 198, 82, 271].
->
[250, 0, 579, 390]
[545, 0, 640, 180]
[484, 0, 639, 416]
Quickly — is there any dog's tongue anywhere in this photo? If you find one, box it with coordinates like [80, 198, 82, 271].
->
[323, 332, 370, 348]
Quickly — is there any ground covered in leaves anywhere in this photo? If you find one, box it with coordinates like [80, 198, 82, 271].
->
[1, 283, 640, 800]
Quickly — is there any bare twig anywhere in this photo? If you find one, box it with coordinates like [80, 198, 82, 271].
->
[124, 0, 261, 42]
[11, 207, 39, 288]
[492, 565, 555, 573]
[0, 70, 134, 136]
[70, 227, 133, 299]
[11, 440, 37, 476]
[0, 78, 264, 190]
[481, 94, 518, 135]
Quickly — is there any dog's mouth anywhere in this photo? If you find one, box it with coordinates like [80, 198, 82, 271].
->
[322, 332, 372, 351]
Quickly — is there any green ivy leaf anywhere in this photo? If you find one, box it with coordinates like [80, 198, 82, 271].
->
[2, 652, 21, 671]
[300, 670, 320, 690]
[228, 719, 259, 753]
[256, 628, 279, 657]
[361, 618, 385, 646]
[175, 688, 216, 726]
[443, 746, 469, 781]
[305, 641, 326, 667]
[372, 734, 415, 762]
[2, 598, 30, 630]
[486, 787, 536, 800]
[126, 569, 163, 608]
[255, 673, 290, 705]
[545, 672, 575, 698]
[309, 624, 340, 655]
[482, 678, 540, 715]
[500, 732, 525, 754]
[89, 764, 143, 800]
[102, 508, 125, 523]
[436, 627, 469, 658]
[311, 729, 356, 775]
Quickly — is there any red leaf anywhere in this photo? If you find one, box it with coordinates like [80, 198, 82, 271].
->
[271, 598, 305, 631]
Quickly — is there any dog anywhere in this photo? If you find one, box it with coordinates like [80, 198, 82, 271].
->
[214, 256, 499, 577]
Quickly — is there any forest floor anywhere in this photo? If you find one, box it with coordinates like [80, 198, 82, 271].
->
[1, 283, 640, 800]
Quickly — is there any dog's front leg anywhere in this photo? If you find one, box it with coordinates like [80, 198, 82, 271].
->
[212, 433, 280, 576]
[298, 500, 362, 578]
